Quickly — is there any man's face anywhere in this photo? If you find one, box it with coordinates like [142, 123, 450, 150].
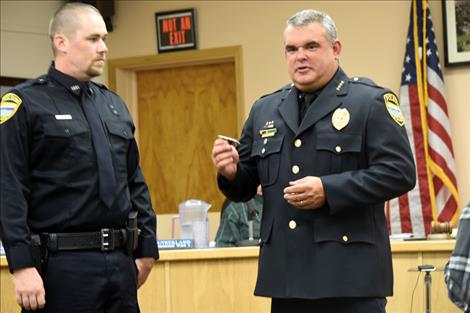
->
[284, 22, 341, 92]
[61, 12, 108, 81]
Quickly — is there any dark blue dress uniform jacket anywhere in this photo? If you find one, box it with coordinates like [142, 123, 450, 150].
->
[0, 65, 158, 271]
[218, 68, 416, 299]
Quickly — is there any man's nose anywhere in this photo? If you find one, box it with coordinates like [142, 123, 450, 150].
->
[98, 39, 108, 53]
[296, 47, 307, 60]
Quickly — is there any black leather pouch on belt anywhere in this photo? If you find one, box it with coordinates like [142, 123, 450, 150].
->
[126, 211, 140, 255]
[30, 234, 48, 276]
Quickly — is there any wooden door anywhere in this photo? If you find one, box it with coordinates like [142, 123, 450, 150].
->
[137, 62, 237, 214]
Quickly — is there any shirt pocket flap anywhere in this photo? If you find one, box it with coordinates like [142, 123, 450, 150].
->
[251, 136, 284, 158]
[313, 214, 375, 245]
[42, 115, 88, 138]
[105, 120, 133, 139]
[316, 133, 362, 153]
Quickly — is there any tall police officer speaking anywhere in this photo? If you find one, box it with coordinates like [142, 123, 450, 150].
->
[0, 3, 157, 312]
[212, 9, 416, 313]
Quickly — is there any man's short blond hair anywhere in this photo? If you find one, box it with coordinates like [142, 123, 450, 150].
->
[48, 2, 102, 55]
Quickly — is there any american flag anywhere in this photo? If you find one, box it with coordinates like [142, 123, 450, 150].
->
[387, 0, 460, 236]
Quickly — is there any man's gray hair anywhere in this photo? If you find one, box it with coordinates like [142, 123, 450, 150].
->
[48, 2, 101, 54]
[286, 9, 337, 46]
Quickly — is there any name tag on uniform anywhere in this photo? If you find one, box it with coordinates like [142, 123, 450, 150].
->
[55, 114, 72, 120]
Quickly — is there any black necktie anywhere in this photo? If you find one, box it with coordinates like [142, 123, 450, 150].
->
[81, 83, 117, 208]
[299, 92, 317, 123]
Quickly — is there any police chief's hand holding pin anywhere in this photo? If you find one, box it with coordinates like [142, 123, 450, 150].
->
[212, 136, 240, 181]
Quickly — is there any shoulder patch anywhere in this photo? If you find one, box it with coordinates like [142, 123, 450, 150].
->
[383, 93, 404, 126]
[0, 93, 22, 125]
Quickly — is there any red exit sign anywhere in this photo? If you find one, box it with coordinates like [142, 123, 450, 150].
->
[156, 9, 197, 53]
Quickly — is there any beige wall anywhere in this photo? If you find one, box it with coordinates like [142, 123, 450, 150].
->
[1, 1, 469, 208]
[0, 1, 58, 78]
[0, 0, 104, 84]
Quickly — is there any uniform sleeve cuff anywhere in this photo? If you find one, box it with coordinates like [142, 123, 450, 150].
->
[217, 172, 255, 203]
[319, 176, 335, 215]
[5, 244, 34, 272]
[134, 235, 159, 260]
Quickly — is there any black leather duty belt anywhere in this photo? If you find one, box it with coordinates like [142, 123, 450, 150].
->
[32, 229, 127, 252]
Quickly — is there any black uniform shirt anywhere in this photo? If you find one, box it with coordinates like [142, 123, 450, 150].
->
[0, 64, 158, 271]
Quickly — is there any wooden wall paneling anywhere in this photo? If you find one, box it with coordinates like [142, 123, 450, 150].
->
[168, 258, 268, 313]
[108, 46, 244, 215]
[137, 62, 237, 215]
[388, 252, 424, 313]
[115, 69, 139, 138]
[137, 262, 167, 313]
[0, 265, 16, 313]
[0, 241, 461, 313]
[422, 252, 461, 313]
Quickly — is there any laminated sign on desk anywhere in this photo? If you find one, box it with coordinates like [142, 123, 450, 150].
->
[157, 239, 194, 250]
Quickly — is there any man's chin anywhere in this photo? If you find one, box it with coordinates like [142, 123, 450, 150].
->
[293, 80, 316, 92]
[87, 68, 103, 78]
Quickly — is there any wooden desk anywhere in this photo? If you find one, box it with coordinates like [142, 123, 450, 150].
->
[387, 240, 459, 313]
[0, 240, 460, 313]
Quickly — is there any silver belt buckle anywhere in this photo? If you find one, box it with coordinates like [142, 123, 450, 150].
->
[100, 228, 113, 251]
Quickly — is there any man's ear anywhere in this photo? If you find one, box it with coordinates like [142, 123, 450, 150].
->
[54, 33, 68, 54]
[332, 39, 342, 61]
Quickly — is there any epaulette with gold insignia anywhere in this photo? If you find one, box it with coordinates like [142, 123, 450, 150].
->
[259, 83, 293, 99]
[349, 77, 381, 89]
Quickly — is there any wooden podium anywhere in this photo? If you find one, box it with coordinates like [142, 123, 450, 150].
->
[0, 240, 461, 313]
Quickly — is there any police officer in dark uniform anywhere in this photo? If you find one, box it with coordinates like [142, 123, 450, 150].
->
[212, 9, 416, 313]
[0, 3, 157, 312]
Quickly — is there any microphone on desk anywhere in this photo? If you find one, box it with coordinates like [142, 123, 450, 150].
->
[236, 199, 259, 247]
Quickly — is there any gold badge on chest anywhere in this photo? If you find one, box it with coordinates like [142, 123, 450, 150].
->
[332, 108, 350, 131]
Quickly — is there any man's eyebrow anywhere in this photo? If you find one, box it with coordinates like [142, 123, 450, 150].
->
[303, 41, 320, 47]
[285, 41, 319, 48]
[87, 33, 108, 38]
